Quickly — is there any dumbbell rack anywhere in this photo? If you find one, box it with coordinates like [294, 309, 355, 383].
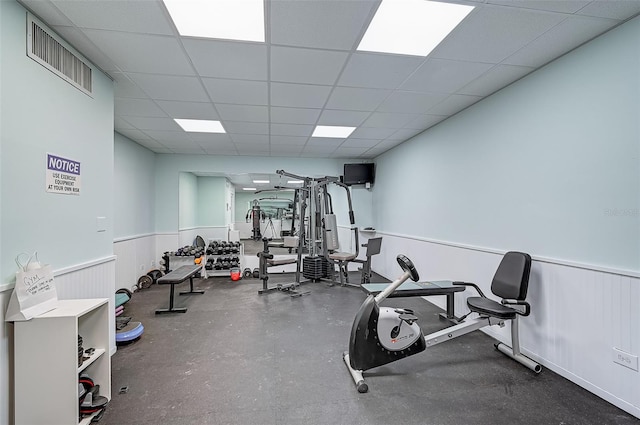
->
[204, 241, 244, 277]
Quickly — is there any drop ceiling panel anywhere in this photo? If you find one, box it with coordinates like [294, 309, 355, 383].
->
[224, 122, 269, 135]
[386, 128, 423, 141]
[270, 107, 321, 125]
[230, 134, 269, 144]
[325, 87, 391, 111]
[236, 144, 270, 154]
[340, 138, 381, 148]
[81, 29, 194, 75]
[331, 147, 369, 158]
[51, 0, 174, 35]
[376, 91, 449, 114]
[270, 123, 313, 137]
[457, 64, 534, 96]
[189, 133, 233, 144]
[306, 137, 344, 148]
[117, 128, 151, 141]
[270, 145, 304, 154]
[270, 136, 308, 146]
[577, 0, 640, 19]
[202, 147, 239, 155]
[427, 94, 483, 116]
[111, 72, 148, 99]
[318, 110, 371, 126]
[216, 104, 269, 122]
[401, 58, 494, 94]
[142, 130, 192, 143]
[182, 39, 268, 80]
[338, 53, 424, 89]
[361, 112, 419, 128]
[270, 83, 333, 108]
[487, 0, 590, 14]
[349, 127, 398, 139]
[124, 117, 182, 131]
[115, 98, 167, 118]
[271, 46, 349, 85]
[502, 15, 619, 67]
[202, 78, 268, 106]
[404, 114, 449, 130]
[128, 74, 208, 102]
[156, 100, 220, 120]
[270, 0, 377, 50]
[431, 5, 567, 63]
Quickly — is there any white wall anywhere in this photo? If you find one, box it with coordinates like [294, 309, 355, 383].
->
[372, 15, 640, 417]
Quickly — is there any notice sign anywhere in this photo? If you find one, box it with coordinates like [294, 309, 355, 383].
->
[46, 153, 81, 195]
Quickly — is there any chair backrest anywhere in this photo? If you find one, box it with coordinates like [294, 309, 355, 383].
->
[365, 237, 382, 257]
[491, 251, 531, 301]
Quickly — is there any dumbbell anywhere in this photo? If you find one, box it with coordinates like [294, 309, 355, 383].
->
[243, 268, 252, 278]
[253, 268, 259, 278]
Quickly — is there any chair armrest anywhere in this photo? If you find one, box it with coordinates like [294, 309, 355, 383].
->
[453, 281, 486, 298]
[501, 299, 531, 316]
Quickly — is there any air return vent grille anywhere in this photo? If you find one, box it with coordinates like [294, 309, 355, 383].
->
[27, 14, 93, 96]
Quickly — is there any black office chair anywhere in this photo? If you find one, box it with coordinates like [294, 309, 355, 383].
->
[454, 251, 541, 372]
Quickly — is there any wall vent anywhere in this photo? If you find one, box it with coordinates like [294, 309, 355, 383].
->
[26, 13, 93, 97]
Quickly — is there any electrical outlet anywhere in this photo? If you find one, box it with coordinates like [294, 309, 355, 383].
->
[613, 348, 638, 371]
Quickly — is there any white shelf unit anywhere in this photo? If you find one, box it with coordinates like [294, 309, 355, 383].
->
[14, 298, 111, 425]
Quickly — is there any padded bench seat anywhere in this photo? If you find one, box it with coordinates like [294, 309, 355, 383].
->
[156, 265, 203, 314]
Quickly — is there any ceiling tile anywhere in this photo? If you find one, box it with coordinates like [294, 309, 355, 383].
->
[115, 98, 167, 117]
[270, 83, 333, 108]
[270, 145, 304, 154]
[154, 138, 202, 149]
[270, 107, 322, 124]
[270, 123, 313, 137]
[51, 0, 174, 34]
[318, 110, 371, 126]
[110, 72, 148, 98]
[133, 138, 167, 151]
[376, 91, 449, 114]
[430, 5, 566, 63]
[271, 46, 349, 85]
[128, 74, 208, 102]
[386, 128, 423, 141]
[142, 130, 191, 142]
[231, 134, 270, 144]
[189, 133, 233, 144]
[216, 104, 269, 122]
[338, 53, 424, 89]
[270, 136, 308, 146]
[270, 0, 377, 50]
[182, 39, 268, 80]
[236, 144, 270, 154]
[306, 137, 344, 148]
[427, 95, 483, 116]
[325, 87, 391, 111]
[576, 0, 640, 19]
[503, 15, 619, 67]
[361, 112, 419, 128]
[303, 145, 338, 154]
[156, 100, 219, 120]
[202, 78, 268, 105]
[401, 58, 494, 93]
[350, 127, 398, 139]
[202, 147, 239, 155]
[331, 147, 369, 158]
[341, 139, 381, 148]
[404, 114, 449, 130]
[488, 0, 590, 13]
[458, 64, 533, 96]
[116, 128, 151, 141]
[82, 29, 194, 75]
[224, 122, 269, 135]
[114, 117, 135, 130]
[125, 117, 182, 131]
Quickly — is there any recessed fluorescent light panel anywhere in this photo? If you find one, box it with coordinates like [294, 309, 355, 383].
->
[174, 119, 226, 133]
[358, 0, 474, 56]
[252, 180, 269, 184]
[243, 187, 256, 191]
[312, 125, 356, 138]
[163, 0, 265, 42]
[288, 180, 304, 184]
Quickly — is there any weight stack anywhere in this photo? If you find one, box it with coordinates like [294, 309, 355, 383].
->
[303, 256, 327, 280]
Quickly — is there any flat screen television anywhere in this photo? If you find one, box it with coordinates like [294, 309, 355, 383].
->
[343, 163, 375, 186]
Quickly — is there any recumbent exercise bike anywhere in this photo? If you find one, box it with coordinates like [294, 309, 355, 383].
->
[343, 252, 541, 393]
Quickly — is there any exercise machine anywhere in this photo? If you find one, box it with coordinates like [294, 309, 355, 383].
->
[343, 252, 541, 393]
[256, 237, 307, 297]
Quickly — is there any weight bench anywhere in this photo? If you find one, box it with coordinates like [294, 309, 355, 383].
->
[155, 265, 204, 314]
[361, 280, 466, 322]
